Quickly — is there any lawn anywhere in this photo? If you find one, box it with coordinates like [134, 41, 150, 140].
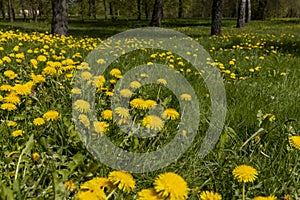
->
[0, 18, 299, 199]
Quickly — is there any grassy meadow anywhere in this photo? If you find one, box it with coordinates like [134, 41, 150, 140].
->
[0, 18, 299, 199]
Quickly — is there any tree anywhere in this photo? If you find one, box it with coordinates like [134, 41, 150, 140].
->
[109, 1, 116, 20]
[256, 0, 267, 20]
[88, 0, 96, 19]
[178, 0, 183, 18]
[237, 0, 246, 28]
[0, 0, 5, 20]
[51, 0, 68, 36]
[211, 0, 223, 35]
[144, 1, 149, 20]
[7, 0, 13, 23]
[31, 0, 39, 23]
[150, 0, 163, 27]
[245, 0, 251, 22]
[103, 0, 108, 20]
[137, 0, 141, 20]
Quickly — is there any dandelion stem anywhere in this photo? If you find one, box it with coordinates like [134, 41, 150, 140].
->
[242, 182, 245, 200]
[157, 86, 161, 101]
[107, 188, 117, 199]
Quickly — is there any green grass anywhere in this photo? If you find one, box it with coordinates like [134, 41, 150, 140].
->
[0, 18, 299, 199]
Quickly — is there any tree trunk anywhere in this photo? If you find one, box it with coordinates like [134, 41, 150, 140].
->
[137, 0, 141, 20]
[80, 0, 85, 22]
[109, 1, 116, 20]
[237, 0, 246, 28]
[89, 0, 96, 19]
[256, 0, 267, 20]
[211, 0, 222, 36]
[21, 0, 27, 22]
[178, 0, 183, 18]
[51, 0, 68, 36]
[150, 0, 163, 27]
[144, 2, 149, 20]
[7, 0, 13, 23]
[32, 6, 38, 22]
[103, 0, 107, 20]
[245, 0, 251, 23]
[0, 0, 5, 20]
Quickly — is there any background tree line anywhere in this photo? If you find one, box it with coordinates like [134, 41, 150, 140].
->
[1, 0, 299, 22]
[0, 0, 299, 36]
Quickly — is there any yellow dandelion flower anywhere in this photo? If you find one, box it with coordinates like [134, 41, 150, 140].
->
[0, 95, 3, 101]
[4, 70, 17, 80]
[83, 177, 114, 191]
[130, 81, 142, 89]
[31, 73, 45, 83]
[157, 78, 167, 86]
[81, 71, 92, 80]
[64, 180, 76, 192]
[97, 58, 106, 64]
[1, 103, 17, 111]
[199, 191, 222, 200]
[94, 75, 106, 88]
[178, 61, 185, 66]
[0, 84, 13, 92]
[42, 66, 57, 75]
[263, 114, 276, 122]
[142, 115, 164, 131]
[106, 91, 114, 97]
[252, 195, 277, 200]
[144, 100, 157, 109]
[280, 72, 286, 76]
[4, 95, 21, 105]
[283, 194, 291, 200]
[154, 172, 189, 200]
[229, 60, 235, 65]
[74, 99, 91, 113]
[30, 59, 38, 68]
[110, 68, 122, 78]
[78, 62, 90, 70]
[120, 89, 133, 98]
[12, 130, 23, 137]
[13, 84, 32, 96]
[110, 79, 117, 84]
[259, 56, 265, 60]
[230, 73, 236, 79]
[269, 115, 275, 122]
[137, 188, 164, 200]
[114, 107, 130, 119]
[150, 54, 157, 58]
[78, 114, 90, 128]
[33, 118, 45, 126]
[249, 68, 255, 73]
[93, 121, 109, 135]
[255, 66, 261, 71]
[43, 110, 59, 121]
[37, 55, 47, 62]
[101, 110, 113, 120]
[232, 165, 258, 183]
[31, 152, 40, 162]
[75, 188, 107, 200]
[162, 108, 180, 120]
[289, 136, 300, 150]
[71, 88, 82, 94]
[130, 98, 147, 110]
[7, 121, 17, 127]
[108, 171, 135, 193]
[2, 56, 11, 63]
